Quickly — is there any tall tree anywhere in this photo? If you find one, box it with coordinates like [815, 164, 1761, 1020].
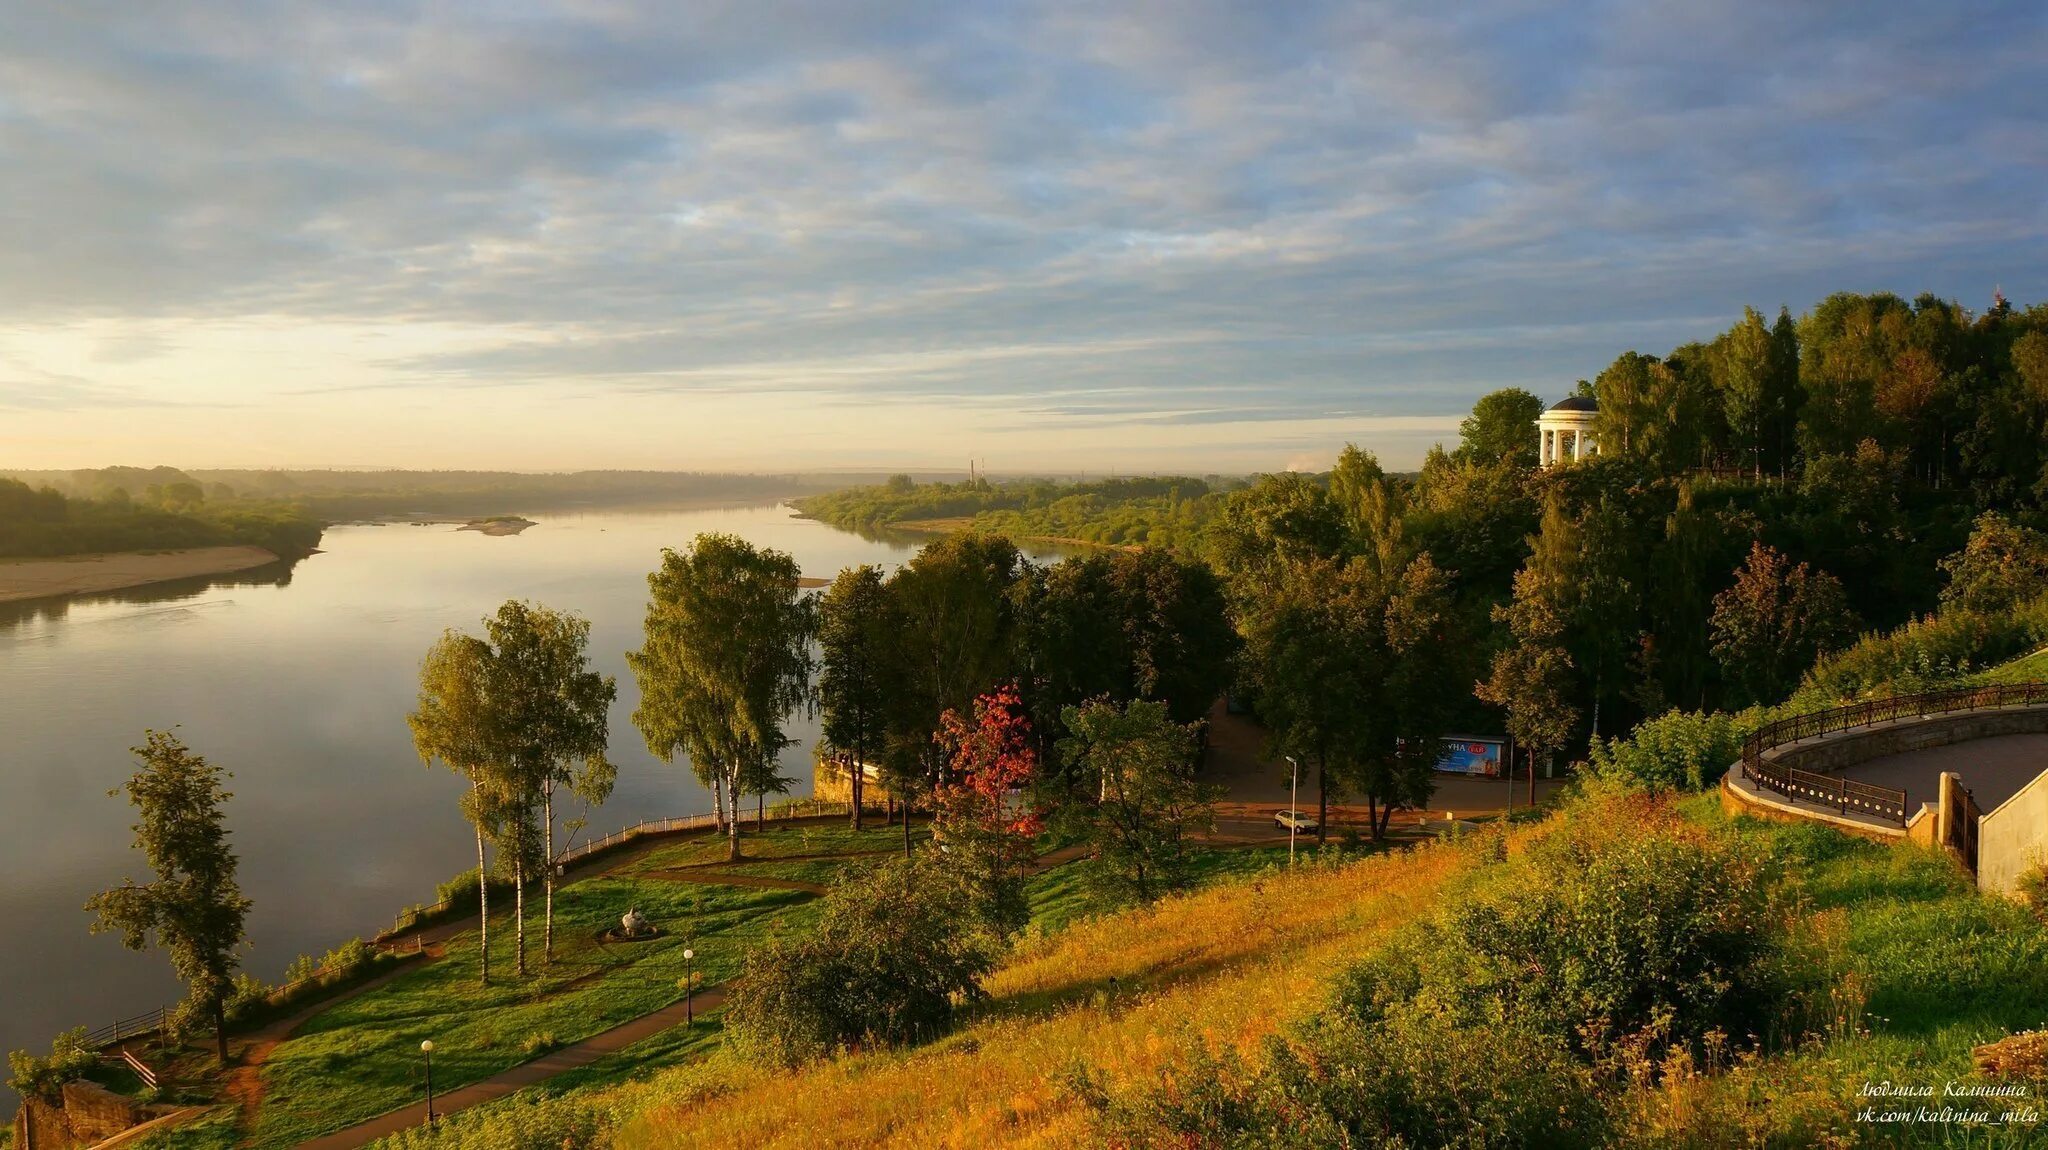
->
[1238, 556, 1385, 842]
[1721, 307, 1776, 478]
[879, 532, 1022, 852]
[408, 630, 507, 985]
[1360, 554, 1457, 840]
[1476, 567, 1582, 798]
[86, 731, 253, 1064]
[1709, 543, 1858, 706]
[630, 534, 815, 862]
[487, 602, 616, 967]
[1058, 698, 1216, 904]
[1456, 387, 1545, 468]
[817, 564, 893, 830]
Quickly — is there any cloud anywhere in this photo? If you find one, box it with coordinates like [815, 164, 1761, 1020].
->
[0, 1, 2042, 466]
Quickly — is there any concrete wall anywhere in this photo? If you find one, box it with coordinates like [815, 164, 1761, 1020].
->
[1981, 767, 2048, 897]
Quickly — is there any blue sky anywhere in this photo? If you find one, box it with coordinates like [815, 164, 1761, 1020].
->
[0, 1, 2043, 472]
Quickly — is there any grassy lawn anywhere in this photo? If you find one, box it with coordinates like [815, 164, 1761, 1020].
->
[1678, 791, 2048, 1130]
[613, 822, 922, 874]
[1025, 844, 1306, 934]
[1973, 643, 2048, 684]
[249, 875, 820, 1148]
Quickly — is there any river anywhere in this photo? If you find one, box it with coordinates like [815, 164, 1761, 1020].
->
[0, 503, 1045, 1102]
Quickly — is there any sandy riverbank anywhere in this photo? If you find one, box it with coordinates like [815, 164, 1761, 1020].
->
[0, 545, 282, 603]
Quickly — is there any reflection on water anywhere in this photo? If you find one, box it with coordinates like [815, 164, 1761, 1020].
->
[0, 505, 1027, 1105]
[0, 557, 303, 633]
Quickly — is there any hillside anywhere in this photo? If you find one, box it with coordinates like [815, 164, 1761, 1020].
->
[351, 787, 2048, 1150]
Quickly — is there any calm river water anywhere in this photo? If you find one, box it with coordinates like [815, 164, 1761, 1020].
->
[0, 504, 1039, 1099]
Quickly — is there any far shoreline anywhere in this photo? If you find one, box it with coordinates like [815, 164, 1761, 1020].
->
[0, 545, 284, 604]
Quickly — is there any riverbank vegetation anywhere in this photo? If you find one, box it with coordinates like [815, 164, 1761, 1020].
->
[0, 477, 321, 559]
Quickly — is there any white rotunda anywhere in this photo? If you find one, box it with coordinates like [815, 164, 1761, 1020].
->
[1535, 396, 1600, 467]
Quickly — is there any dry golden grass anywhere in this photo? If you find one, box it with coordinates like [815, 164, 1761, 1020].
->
[612, 838, 1480, 1149]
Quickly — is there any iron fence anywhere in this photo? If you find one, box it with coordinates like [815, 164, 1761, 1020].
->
[1741, 682, 2048, 824]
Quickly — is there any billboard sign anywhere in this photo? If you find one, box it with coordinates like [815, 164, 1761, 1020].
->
[1435, 736, 1505, 776]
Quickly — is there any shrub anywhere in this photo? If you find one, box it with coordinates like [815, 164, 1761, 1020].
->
[1792, 594, 2048, 707]
[1940, 512, 2048, 615]
[1587, 709, 1763, 791]
[6, 1027, 98, 1100]
[372, 1091, 617, 1149]
[1080, 1003, 1607, 1149]
[1345, 793, 1796, 1065]
[2020, 862, 2048, 926]
[723, 853, 1003, 1065]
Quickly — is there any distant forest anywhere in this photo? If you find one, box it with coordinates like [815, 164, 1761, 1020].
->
[0, 468, 852, 560]
[801, 289, 2048, 734]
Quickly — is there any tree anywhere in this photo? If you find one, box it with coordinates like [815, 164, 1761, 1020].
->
[817, 565, 893, 830]
[723, 854, 1002, 1066]
[1201, 472, 1348, 594]
[933, 684, 1043, 932]
[1456, 388, 1545, 468]
[487, 602, 616, 967]
[630, 534, 815, 862]
[1939, 512, 2048, 614]
[1059, 698, 1217, 904]
[879, 532, 1022, 853]
[86, 731, 253, 1064]
[408, 630, 507, 985]
[1720, 306, 1782, 477]
[1478, 563, 1582, 798]
[1238, 556, 1384, 842]
[1592, 352, 1662, 461]
[1361, 555, 1457, 840]
[1709, 542, 1858, 706]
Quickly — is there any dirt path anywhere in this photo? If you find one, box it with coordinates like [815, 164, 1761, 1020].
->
[295, 986, 730, 1150]
[221, 951, 441, 1136]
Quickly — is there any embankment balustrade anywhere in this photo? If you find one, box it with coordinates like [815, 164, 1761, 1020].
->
[1740, 683, 2048, 826]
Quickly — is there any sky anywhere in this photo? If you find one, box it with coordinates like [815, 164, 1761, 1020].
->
[0, 2, 2044, 474]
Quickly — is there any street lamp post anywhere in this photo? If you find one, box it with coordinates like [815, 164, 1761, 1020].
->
[1285, 755, 1300, 868]
[420, 1039, 436, 1127]
[683, 949, 695, 1024]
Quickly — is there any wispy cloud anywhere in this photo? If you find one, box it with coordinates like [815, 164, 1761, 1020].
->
[0, 1, 2042, 467]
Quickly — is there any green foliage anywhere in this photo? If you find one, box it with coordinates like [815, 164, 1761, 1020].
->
[1080, 1007, 1608, 1150]
[1057, 698, 1218, 906]
[0, 475, 321, 559]
[629, 534, 814, 859]
[2020, 862, 2048, 927]
[1587, 709, 1761, 791]
[1708, 542, 1857, 706]
[371, 1091, 618, 1150]
[794, 474, 1226, 550]
[1792, 593, 2048, 706]
[6, 1026, 97, 1100]
[1456, 387, 1545, 468]
[1940, 510, 2048, 614]
[85, 730, 253, 1063]
[723, 854, 1003, 1065]
[1348, 792, 1797, 1065]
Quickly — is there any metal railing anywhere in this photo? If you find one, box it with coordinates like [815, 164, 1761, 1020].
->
[83, 1006, 168, 1050]
[1741, 683, 2048, 824]
[105, 1047, 158, 1090]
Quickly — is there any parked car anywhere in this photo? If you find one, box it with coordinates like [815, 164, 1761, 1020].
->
[1273, 809, 1318, 833]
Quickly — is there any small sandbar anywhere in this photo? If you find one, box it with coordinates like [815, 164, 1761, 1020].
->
[0, 545, 281, 603]
[457, 516, 538, 536]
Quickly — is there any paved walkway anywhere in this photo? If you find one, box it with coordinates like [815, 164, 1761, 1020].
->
[1841, 732, 2048, 813]
[296, 987, 729, 1149]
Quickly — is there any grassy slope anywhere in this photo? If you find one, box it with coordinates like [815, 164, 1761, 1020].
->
[1972, 643, 2048, 684]
[610, 840, 1472, 1148]
[246, 825, 915, 1148]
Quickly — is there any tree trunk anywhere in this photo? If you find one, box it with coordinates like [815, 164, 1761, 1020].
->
[1529, 747, 1538, 807]
[713, 777, 724, 831]
[215, 998, 228, 1066]
[1316, 754, 1328, 845]
[904, 799, 913, 857]
[851, 752, 864, 831]
[757, 789, 764, 830]
[1366, 793, 1379, 842]
[726, 769, 742, 862]
[475, 821, 489, 985]
[514, 855, 526, 977]
[542, 787, 555, 967]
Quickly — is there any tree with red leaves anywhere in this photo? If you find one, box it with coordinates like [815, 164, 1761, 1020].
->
[933, 683, 1043, 932]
